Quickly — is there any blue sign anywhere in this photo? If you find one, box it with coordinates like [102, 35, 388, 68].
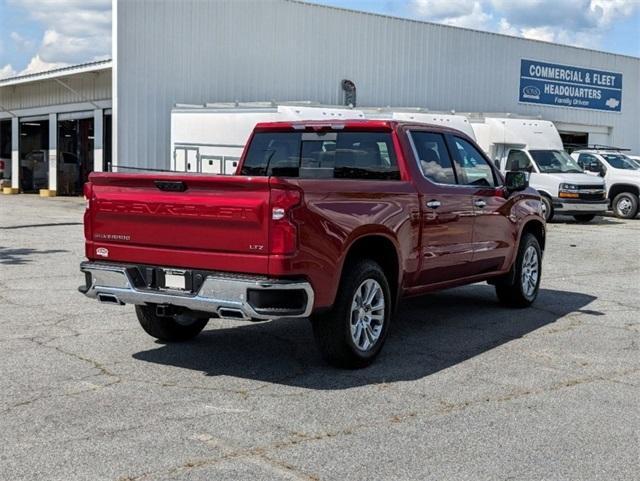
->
[519, 59, 622, 112]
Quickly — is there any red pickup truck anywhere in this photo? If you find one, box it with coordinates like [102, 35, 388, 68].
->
[80, 120, 545, 368]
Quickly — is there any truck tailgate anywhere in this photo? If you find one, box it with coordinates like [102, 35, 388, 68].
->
[86, 173, 271, 273]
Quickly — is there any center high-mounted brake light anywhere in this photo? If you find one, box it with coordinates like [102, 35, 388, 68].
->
[292, 123, 345, 131]
[269, 188, 301, 255]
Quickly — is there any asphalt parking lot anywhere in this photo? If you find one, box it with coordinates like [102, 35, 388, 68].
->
[1, 194, 639, 481]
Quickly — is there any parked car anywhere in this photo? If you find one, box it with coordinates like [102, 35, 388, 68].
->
[79, 120, 545, 368]
[19, 150, 80, 193]
[571, 149, 640, 219]
[470, 117, 607, 222]
[20, 149, 48, 191]
[0, 157, 10, 183]
[627, 154, 640, 169]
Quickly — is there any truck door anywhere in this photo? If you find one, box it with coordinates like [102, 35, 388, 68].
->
[407, 130, 475, 285]
[449, 135, 512, 274]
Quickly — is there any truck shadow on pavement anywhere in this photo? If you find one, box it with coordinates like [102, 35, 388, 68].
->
[550, 216, 625, 225]
[133, 285, 598, 389]
[0, 246, 69, 265]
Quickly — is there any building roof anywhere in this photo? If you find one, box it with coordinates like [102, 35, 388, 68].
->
[295, 0, 640, 60]
[0, 59, 112, 88]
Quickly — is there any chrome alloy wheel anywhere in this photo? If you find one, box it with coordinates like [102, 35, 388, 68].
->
[521, 245, 539, 298]
[617, 197, 633, 216]
[350, 279, 385, 352]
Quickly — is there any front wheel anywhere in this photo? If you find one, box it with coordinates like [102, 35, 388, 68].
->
[135, 305, 209, 342]
[540, 195, 554, 221]
[311, 260, 392, 369]
[495, 233, 542, 308]
[573, 214, 596, 223]
[612, 192, 639, 219]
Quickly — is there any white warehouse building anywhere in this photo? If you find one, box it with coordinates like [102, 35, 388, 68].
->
[114, 0, 639, 170]
[1, 0, 638, 194]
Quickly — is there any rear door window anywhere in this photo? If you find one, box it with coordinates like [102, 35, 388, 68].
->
[241, 131, 400, 180]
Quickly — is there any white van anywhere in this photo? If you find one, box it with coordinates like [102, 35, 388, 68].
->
[361, 109, 476, 138]
[470, 117, 607, 222]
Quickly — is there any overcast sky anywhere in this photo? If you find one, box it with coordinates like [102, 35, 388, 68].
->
[0, 0, 638, 80]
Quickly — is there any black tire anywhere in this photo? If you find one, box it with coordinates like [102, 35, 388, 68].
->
[135, 305, 209, 342]
[573, 214, 596, 223]
[21, 168, 33, 192]
[311, 259, 392, 369]
[495, 233, 542, 308]
[612, 192, 639, 219]
[540, 195, 554, 221]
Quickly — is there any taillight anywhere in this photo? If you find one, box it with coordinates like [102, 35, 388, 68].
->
[83, 182, 93, 208]
[0, 160, 5, 170]
[83, 182, 93, 240]
[269, 188, 301, 255]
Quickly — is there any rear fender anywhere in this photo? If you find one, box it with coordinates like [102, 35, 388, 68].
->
[333, 227, 403, 308]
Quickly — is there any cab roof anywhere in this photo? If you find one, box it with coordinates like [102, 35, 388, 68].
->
[252, 119, 471, 138]
[572, 149, 630, 155]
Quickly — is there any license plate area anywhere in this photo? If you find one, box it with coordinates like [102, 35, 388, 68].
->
[131, 266, 206, 293]
[162, 269, 187, 291]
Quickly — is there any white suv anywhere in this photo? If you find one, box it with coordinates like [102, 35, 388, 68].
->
[571, 149, 640, 219]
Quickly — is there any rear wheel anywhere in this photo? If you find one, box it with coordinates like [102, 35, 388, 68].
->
[612, 192, 639, 219]
[311, 259, 391, 369]
[573, 214, 596, 223]
[495, 233, 542, 308]
[135, 305, 209, 342]
[540, 195, 553, 221]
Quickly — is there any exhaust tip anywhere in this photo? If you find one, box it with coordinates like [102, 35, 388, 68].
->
[97, 293, 123, 305]
[218, 308, 246, 320]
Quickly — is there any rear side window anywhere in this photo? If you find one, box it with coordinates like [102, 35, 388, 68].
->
[25, 151, 46, 163]
[241, 131, 400, 180]
[409, 131, 457, 185]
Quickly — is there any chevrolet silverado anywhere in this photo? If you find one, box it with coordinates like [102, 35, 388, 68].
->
[80, 120, 545, 368]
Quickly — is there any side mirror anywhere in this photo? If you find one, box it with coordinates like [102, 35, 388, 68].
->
[505, 171, 529, 193]
[589, 161, 605, 176]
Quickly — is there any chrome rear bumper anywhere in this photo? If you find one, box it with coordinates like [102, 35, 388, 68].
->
[79, 262, 314, 320]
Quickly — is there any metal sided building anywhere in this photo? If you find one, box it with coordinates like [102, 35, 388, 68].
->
[114, 0, 639, 171]
[1, 0, 638, 194]
[0, 61, 112, 195]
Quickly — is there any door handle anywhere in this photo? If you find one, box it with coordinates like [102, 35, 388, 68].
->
[426, 200, 441, 209]
[474, 199, 487, 208]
